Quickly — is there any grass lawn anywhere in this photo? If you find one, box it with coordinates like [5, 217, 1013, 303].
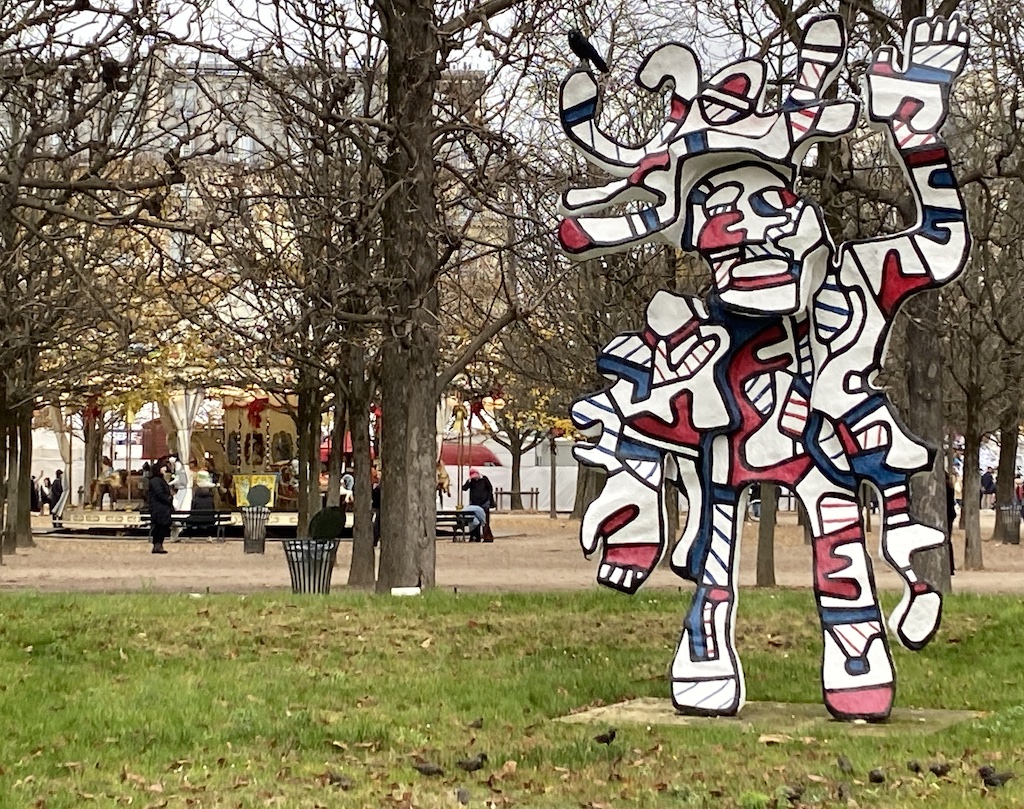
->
[0, 588, 1022, 808]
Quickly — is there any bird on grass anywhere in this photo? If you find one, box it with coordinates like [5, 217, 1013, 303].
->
[929, 762, 952, 777]
[412, 759, 445, 777]
[568, 29, 609, 73]
[907, 760, 922, 774]
[868, 769, 885, 784]
[466, 717, 484, 729]
[836, 755, 854, 775]
[456, 752, 488, 772]
[982, 770, 1014, 788]
[593, 728, 617, 745]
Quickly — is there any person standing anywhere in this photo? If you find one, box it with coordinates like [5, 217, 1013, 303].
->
[30, 476, 40, 514]
[462, 468, 495, 542]
[148, 461, 173, 554]
[981, 467, 996, 509]
[49, 469, 64, 522]
[40, 477, 51, 515]
[371, 467, 382, 548]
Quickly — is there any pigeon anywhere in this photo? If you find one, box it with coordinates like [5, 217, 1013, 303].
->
[456, 753, 488, 772]
[929, 762, 952, 777]
[466, 717, 484, 730]
[325, 770, 352, 790]
[456, 787, 470, 805]
[568, 29, 609, 73]
[907, 760, 922, 774]
[983, 771, 1014, 788]
[869, 768, 885, 784]
[593, 727, 617, 745]
[412, 760, 445, 777]
[837, 755, 854, 775]
[978, 765, 996, 779]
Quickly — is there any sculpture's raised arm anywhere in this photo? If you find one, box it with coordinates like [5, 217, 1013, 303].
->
[846, 15, 971, 305]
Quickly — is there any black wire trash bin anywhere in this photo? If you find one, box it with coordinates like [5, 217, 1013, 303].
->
[996, 504, 1022, 544]
[241, 506, 271, 554]
[283, 539, 340, 594]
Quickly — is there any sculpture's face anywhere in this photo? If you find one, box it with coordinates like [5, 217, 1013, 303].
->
[685, 164, 830, 315]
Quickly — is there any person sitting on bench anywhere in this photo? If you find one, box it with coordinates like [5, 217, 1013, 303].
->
[463, 504, 488, 541]
[462, 469, 494, 542]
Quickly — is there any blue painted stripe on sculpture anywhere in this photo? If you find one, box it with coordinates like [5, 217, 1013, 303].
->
[815, 300, 850, 316]
[902, 64, 955, 83]
[563, 100, 596, 125]
[841, 394, 887, 426]
[920, 207, 963, 243]
[850, 448, 908, 488]
[820, 606, 881, 625]
[684, 131, 708, 154]
[596, 356, 652, 399]
[698, 680, 729, 705]
[617, 437, 662, 461]
[686, 593, 708, 655]
[712, 485, 739, 504]
[931, 168, 956, 188]
[640, 208, 660, 230]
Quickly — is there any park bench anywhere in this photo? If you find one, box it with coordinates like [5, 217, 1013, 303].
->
[435, 510, 477, 542]
[138, 510, 234, 540]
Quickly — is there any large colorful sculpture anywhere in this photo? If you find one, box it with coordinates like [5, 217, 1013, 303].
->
[560, 16, 970, 721]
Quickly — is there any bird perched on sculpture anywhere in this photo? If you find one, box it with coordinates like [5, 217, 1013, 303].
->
[568, 29, 608, 73]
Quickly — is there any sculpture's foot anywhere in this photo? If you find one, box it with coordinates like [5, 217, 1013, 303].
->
[889, 582, 942, 651]
[671, 676, 743, 716]
[821, 628, 894, 721]
[881, 524, 945, 650]
[670, 589, 744, 716]
[597, 543, 661, 594]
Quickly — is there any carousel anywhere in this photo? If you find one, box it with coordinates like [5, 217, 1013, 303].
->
[57, 390, 305, 533]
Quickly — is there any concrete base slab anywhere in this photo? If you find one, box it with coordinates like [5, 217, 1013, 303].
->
[557, 697, 985, 736]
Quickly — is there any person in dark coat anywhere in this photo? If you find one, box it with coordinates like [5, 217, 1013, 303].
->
[371, 467, 382, 548]
[30, 476, 40, 514]
[946, 472, 957, 576]
[462, 468, 495, 542]
[148, 460, 173, 554]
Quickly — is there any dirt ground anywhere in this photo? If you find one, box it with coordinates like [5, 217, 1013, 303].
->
[3, 510, 1022, 595]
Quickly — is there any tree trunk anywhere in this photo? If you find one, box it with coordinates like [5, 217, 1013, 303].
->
[377, 339, 437, 592]
[83, 408, 104, 501]
[548, 435, 557, 518]
[903, 294, 953, 591]
[347, 351, 376, 588]
[992, 406, 1020, 544]
[572, 465, 605, 520]
[16, 405, 34, 547]
[961, 398, 983, 570]
[373, 0, 441, 592]
[756, 484, 777, 586]
[509, 437, 524, 510]
[4, 418, 18, 554]
[0, 399, 7, 563]
[860, 482, 873, 534]
[295, 385, 324, 534]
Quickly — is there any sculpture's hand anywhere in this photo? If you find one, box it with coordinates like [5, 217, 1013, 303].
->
[866, 16, 969, 136]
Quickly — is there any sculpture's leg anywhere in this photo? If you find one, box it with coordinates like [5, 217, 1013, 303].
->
[670, 492, 745, 716]
[878, 483, 944, 650]
[800, 474, 894, 721]
[843, 403, 944, 650]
